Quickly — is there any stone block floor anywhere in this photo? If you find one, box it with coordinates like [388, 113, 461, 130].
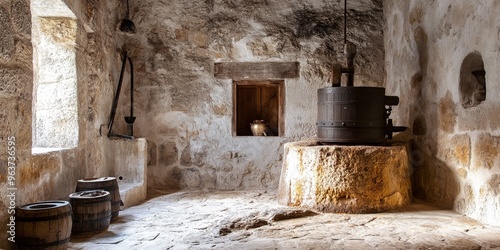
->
[69, 190, 500, 250]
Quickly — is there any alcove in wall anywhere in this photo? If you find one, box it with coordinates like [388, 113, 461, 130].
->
[214, 61, 299, 137]
[459, 52, 486, 109]
[234, 80, 284, 136]
[31, 0, 79, 151]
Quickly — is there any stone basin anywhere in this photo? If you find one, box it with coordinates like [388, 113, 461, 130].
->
[278, 140, 412, 213]
[104, 138, 148, 209]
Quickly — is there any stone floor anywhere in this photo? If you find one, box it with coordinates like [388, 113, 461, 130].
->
[69, 190, 500, 250]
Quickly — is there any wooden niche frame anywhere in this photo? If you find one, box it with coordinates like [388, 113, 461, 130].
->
[233, 80, 284, 136]
[214, 61, 299, 137]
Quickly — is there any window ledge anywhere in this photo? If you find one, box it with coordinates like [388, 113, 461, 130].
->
[32, 147, 71, 155]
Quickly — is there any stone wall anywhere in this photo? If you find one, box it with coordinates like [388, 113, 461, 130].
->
[0, 0, 125, 248]
[124, 0, 385, 191]
[0, 0, 384, 247]
[385, 0, 500, 226]
[31, 12, 79, 148]
[0, 0, 35, 247]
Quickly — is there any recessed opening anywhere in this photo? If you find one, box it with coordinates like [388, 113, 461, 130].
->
[31, 0, 79, 151]
[233, 80, 284, 136]
[459, 52, 486, 108]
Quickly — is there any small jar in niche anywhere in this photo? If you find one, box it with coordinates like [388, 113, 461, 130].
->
[250, 120, 268, 136]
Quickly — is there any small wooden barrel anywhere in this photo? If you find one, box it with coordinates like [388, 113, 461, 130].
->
[69, 190, 111, 236]
[16, 200, 72, 250]
[75, 177, 121, 222]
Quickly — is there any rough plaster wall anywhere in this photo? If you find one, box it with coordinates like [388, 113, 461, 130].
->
[385, 0, 500, 226]
[122, 0, 385, 191]
[0, 0, 124, 248]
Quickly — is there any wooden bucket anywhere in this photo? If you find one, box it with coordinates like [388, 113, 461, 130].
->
[16, 200, 72, 250]
[69, 190, 111, 236]
[75, 177, 121, 222]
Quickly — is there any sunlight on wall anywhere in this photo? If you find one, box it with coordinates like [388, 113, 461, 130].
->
[31, 0, 78, 150]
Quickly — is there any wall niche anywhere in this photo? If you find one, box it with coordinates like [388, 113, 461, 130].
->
[234, 80, 284, 136]
[459, 52, 486, 108]
[214, 61, 299, 137]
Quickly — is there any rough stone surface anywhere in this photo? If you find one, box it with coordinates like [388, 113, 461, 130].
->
[0, 0, 34, 247]
[39, 17, 77, 45]
[474, 133, 500, 170]
[438, 91, 457, 133]
[32, 14, 78, 148]
[12, 0, 31, 37]
[412, 114, 427, 135]
[385, 0, 500, 226]
[0, 66, 31, 96]
[68, 191, 500, 250]
[412, 141, 461, 209]
[0, 6, 15, 60]
[0, 0, 133, 248]
[438, 133, 471, 168]
[146, 139, 157, 166]
[158, 141, 178, 167]
[278, 140, 412, 213]
[1, 0, 500, 248]
[126, 0, 386, 191]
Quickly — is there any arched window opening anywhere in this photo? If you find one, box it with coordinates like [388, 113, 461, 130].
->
[459, 52, 486, 109]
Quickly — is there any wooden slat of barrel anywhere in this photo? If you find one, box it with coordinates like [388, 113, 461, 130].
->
[75, 177, 121, 222]
[70, 190, 112, 236]
[16, 200, 72, 250]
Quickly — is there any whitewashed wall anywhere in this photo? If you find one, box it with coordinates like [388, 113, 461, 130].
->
[385, 0, 500, 226]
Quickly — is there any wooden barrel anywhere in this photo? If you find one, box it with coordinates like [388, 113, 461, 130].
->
[69, 190, 111, 236]
[317, 87, 387, 144]
[75, 177, 121, 222]
[16, 200, 72, 250]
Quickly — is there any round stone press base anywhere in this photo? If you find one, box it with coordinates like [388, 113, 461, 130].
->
[277, 140, 412, 213]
